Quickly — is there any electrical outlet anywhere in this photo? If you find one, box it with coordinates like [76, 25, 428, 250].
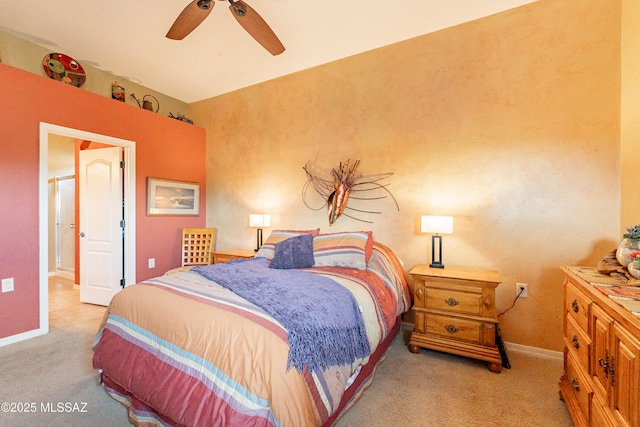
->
[2, 278, 15, 293]
[516, 283, 528, 298]
[148, 258, 155, 268]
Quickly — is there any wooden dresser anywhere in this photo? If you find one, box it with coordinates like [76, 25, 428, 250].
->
[560, 266, 640, 427]
[408, 265, 502, 373]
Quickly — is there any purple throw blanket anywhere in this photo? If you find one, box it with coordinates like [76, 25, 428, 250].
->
[193, 258, 370, 373]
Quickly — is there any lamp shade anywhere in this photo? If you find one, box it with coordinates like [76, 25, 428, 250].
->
[249, 214, 271, 228]
[421, 215, 453, 234]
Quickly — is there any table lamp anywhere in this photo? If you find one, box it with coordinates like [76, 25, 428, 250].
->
[249, 214, 271, 251]
[421, 215, 453, 268]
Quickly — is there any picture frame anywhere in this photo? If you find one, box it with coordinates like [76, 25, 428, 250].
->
[147, 177, 200, 216]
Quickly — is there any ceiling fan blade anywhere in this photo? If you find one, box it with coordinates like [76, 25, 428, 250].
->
[166, 0, 215, 40]
[228, 0, 285, 56]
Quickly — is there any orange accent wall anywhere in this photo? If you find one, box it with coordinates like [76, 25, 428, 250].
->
[0, 63, 206, 340]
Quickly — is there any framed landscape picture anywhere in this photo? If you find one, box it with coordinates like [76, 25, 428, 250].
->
[147, 177, 200, 216]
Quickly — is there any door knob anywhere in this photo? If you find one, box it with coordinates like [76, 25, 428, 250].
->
[78, 232, 85, 237]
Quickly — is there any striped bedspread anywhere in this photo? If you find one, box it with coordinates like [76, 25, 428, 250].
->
[92, 242, 411, 427]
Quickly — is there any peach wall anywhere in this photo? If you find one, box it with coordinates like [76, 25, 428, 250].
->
[621, 0, 640, 230]
[0, 63, 206, 340]
[189, 0, 620, 351]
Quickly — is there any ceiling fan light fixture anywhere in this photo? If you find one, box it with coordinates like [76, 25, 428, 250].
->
[168, 0, 284, 55]
[229, 0, 247, 16]
[197, 0, 213, 10]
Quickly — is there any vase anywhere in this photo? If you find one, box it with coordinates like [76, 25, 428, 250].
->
[628, 260, 640, 279]
[616, 238, 640, 267]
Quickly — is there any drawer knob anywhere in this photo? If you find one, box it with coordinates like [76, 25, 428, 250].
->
[444, 297, 459, 307]
[445, 324, 459, 334]
[571, 300, 579, 313]
[570, 378, 580, 392]
[572, 335, 580, 349]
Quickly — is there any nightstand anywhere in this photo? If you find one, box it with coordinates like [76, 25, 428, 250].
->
[211, 249, 256, 264]
[408, 265, 503, 373]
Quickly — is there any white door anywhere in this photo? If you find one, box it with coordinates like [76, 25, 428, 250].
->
[79, 146, 123, 306]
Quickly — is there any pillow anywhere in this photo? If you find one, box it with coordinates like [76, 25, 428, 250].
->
[269, 234, 315, 269]
[255, 228, 320, 260]
[312, 231, 373, 270]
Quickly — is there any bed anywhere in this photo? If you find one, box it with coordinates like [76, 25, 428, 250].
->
[92, 230, 411, 427]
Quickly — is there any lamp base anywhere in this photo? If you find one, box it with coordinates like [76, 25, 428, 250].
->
[255, 228, 263, 252]
[430, 234, 444, 268]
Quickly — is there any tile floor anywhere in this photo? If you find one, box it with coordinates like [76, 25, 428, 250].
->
[48, 275, 107, 330]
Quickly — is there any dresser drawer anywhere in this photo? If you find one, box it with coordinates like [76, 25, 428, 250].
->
[564, 313, 591, 371]
[565, 351, 592, 423]
[425, 314, 481, 343]
[426, 288, 481, 316]
[565, 280, 590, 333]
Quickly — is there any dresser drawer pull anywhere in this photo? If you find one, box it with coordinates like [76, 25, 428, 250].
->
[571, 300, 579, 313]
[598, 357, 609, 377]
[444, 297, 459, 307]
[570, 378, 580, 392]
[571, 335, 580, 349]
[599, 350, 614, 384]
[445, 324, 459, 334]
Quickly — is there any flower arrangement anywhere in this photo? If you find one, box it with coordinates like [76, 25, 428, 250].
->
[628, 252, 640, 279]
[617, 226, 640, 267]
[624, 225, 640, 240]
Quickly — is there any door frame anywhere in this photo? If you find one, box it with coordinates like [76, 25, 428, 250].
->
[38, 122, 136, 334]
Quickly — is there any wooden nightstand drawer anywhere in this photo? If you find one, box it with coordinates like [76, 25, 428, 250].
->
[425, 314, 481, 343]
[426, 288, 481, 316]
[211, 249, 255, 264]
[214, 254, 241, 263]
[564, 313, 591, 371]
[565, 280, 590, 333]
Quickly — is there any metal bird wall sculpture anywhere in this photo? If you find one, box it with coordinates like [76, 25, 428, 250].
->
[302, 159, 399, 225]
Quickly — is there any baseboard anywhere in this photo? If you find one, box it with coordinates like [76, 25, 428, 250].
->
[55, 269, 75, 280]
[504, 341, 563, 361]
[0, 327, 47, 348]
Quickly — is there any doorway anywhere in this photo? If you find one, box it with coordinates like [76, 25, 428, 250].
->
[54, 175, 75, 278]
[38, 123, 137, 334]
[55, 176, 76, 273]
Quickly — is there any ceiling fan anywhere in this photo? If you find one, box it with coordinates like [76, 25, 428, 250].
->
[166, 0, 285, 56]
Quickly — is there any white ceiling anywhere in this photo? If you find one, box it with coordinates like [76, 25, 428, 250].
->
[0, 0, 536, 103]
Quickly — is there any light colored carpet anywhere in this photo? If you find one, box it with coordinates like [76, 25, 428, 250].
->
[336, 327, 574, 427]
[0, 318, 130, 427]
[0, 314, 573, 427]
